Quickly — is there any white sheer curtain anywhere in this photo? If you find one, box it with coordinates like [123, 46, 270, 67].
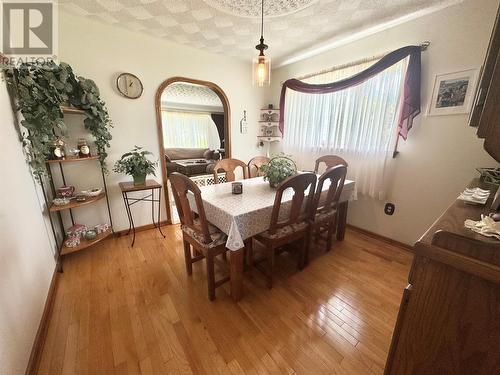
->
[283, 59, 408, 199]
[162, 110, 221, 150]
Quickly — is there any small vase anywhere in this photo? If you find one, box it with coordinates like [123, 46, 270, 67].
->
[133, 173, 146, 185]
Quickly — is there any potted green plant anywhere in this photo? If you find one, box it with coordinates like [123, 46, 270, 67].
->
[113, 146, 157, 185]
[260, 155, 297, 188]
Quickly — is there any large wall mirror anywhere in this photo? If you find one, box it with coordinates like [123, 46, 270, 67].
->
[155, 77, 231, 223]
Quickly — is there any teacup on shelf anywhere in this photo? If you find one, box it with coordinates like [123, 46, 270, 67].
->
[57, 185, 75, 198]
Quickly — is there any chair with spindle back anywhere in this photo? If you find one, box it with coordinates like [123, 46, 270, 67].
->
[307, 165, 347, 262]
[213, 158, 248, 183]
[248, 156, 270, 178]
[169, 172, 229, 300]
[314, 155, 348, 173]
[252, 173, 317, 288]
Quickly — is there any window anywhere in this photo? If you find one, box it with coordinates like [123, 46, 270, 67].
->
[162, 111, 221, 150]
[283, 59, 408, 199]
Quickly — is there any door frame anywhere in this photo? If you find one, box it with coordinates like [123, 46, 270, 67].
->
[155, 76, 231, 223]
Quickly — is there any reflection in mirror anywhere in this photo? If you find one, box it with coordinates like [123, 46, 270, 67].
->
[156, 78, 230, 223]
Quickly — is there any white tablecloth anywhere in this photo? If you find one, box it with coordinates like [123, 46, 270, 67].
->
[187, 176, 356, 251]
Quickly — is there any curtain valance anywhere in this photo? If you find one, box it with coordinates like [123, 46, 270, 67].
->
[279, 45, 421, 140]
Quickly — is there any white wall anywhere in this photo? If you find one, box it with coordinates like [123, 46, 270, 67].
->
[269, 0, 500, 244]
[0, 78, 56, 375]
[58, 11, 265, 230]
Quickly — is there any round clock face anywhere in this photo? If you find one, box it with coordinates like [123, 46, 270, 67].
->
[116, 73, 143, 99]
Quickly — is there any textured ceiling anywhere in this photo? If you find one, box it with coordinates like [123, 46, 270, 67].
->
[162, 82, 223, 108]
[59, 0, 452, 64]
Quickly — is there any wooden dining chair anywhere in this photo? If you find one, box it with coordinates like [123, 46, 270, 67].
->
[169, 172, 230, 300]
[213, 158, 248, 183]
[314, 155, 348, 173]
[253, 173, 317, 288]
[307, 165, 347, 262]
[248, 156, 270, 177]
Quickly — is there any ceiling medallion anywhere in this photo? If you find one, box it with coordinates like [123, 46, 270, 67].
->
[203, 0, 317, 18]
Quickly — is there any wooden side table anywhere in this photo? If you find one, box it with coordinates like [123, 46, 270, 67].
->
[119, 179, 165, 247]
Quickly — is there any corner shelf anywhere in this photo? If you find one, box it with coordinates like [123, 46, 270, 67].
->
[43, 108, 114, 268]
[259, 122, 280, 129]
[258, 136, 281, 142]
[49, 193, 105, 212]
[60, 228, 112, 256]
[46, 155, 100, 164]
[60, 105, 86, 115]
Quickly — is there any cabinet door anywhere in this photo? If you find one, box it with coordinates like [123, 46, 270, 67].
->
[384, 284, 412, 375]
[386, 256, 500, 375]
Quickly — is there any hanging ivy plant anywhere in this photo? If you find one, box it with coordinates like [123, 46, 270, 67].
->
[4, 61, 112, 180]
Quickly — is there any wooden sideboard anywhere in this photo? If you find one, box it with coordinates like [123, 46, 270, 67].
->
[384, 179, 500, 374]
[386, 8, 500, 372]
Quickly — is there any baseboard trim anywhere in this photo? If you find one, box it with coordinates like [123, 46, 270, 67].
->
[347, 224, 415, 253]
[25, 262, 60, 375]
[114, 220, 170, 237]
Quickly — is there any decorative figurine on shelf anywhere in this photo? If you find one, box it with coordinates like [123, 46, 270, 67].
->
[113, 146, 158, 186]
[94, 223, 110, 234]
[51, 138, 66, 160]
[65, 224, 88, 239]
[77, 138, 91, 158]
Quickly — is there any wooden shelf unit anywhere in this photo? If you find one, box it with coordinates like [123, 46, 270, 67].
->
[60, 228, 112, 256]
[49, 193, 105, 212]
[41, 107, 114, 269]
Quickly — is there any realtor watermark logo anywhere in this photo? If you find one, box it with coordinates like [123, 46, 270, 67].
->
[1, 0, 58, 65]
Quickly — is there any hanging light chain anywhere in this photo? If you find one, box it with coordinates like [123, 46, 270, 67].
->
[261, 0, 264, 39]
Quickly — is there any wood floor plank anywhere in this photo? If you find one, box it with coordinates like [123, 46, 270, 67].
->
[37, 226, 412, 374]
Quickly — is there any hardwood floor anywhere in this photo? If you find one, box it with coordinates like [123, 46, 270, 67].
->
[37, 226, 412, 375]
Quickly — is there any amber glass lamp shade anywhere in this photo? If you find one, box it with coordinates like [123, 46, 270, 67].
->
[253, 54, 271, 87]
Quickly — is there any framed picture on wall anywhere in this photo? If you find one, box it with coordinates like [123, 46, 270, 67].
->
[428, 69, 479, 116]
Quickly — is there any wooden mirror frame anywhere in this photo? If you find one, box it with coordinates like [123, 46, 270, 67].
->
[155, 76, 231, 223]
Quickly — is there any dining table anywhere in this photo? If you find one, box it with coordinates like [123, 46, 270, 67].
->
[187, 175, 356, 301]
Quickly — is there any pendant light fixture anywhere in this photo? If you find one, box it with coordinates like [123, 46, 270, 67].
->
[253, 0, 271, 86]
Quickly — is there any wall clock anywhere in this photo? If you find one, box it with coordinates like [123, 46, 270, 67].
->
[116, 73, 143, 99]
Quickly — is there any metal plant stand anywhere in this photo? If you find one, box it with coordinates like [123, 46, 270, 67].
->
[119, 179, 165, 247]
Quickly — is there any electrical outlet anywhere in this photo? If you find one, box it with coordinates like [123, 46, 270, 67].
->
[384, 203, 395, 215]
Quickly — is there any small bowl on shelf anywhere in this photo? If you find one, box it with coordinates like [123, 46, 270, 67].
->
[75, 194, 87, 202]
[52, 198, 70, 206]
[64, 237, 80, 248]
[84, 230, 97, 240]
[81, 188, 102, 197]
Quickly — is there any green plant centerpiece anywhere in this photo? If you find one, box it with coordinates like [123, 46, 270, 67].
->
[4, 61, 112, 181]
[114, 146, 158, 185]
[261, 155, 297, 188]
